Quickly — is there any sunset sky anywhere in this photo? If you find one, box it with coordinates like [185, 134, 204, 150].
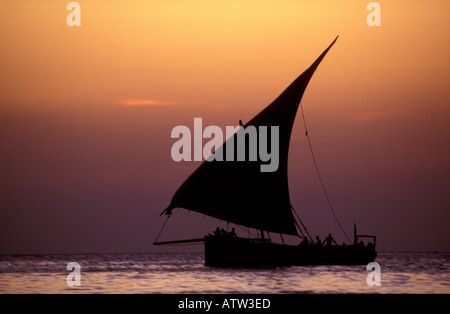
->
[1, 0, 449, 254]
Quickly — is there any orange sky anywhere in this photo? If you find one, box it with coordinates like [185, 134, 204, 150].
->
[1, 0, 449, 253]
[1, 0, 448, 113]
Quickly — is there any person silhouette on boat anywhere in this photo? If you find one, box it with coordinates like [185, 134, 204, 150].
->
[299, 237, 310, 247]
[315, 236, 322, 247]
[229, 228, 236, 238]
[324, 233, 337, 247]
[214, 227, 221, 237]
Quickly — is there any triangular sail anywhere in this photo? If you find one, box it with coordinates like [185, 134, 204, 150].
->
[163, 37, 338, 236]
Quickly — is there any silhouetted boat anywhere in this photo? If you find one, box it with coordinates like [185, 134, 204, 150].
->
[154, 37, 377, 267]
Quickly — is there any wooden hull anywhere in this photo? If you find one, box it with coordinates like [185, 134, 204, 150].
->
[204, 235, 376, 267]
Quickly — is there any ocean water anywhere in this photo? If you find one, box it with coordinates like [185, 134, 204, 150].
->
[0, 252, 449, 294]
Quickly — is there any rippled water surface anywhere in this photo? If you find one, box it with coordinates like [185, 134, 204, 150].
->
[1, 252, 449, 293]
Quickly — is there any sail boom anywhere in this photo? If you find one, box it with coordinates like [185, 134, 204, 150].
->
[153, 237, 205, 246]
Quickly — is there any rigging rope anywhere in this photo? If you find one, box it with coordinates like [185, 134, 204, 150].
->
[154, 213, 171, 244]
[299, 101, 352, 243]
[291, 205, 312, 240]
